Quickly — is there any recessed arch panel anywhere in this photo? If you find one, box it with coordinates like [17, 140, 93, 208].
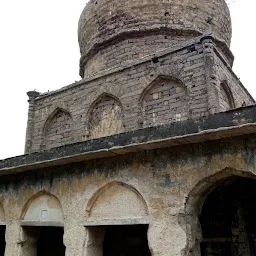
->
[88, 93, 125, 139]
[43, 108, 73, 150]
[140, 76, 189, 127]
[22, 191, 64, 225]
[85, 181, 149, 225]
[219, 81, 235, 111]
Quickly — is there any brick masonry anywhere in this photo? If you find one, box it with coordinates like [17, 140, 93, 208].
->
[88, 94, 124, 139]
[24, 36, 255, 153]
[78, 0, 232, 77]
[1, 1, 256, 255]
[43, 109, 73, 150]
[141, 76, 189, 126]
[23, 0, 255, 153]
[1, 122, 256, 256]
[3, 105, 256, 172]
[213, 47, 253, 110]
[83, 33, 196, 77]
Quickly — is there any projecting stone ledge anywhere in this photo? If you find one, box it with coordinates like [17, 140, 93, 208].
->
[0, 105, 256, 175]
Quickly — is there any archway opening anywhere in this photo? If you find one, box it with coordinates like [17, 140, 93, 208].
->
[22, 226, 65, 256]
[200, 176, 256, 256]
[87, 224, 151, 256]
[20, 192, 65, 256]
[0, 225, 5, 256]
[84, 182, 150, 255]
[103, 225, 151, 256]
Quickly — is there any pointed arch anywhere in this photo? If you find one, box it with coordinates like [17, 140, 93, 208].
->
[219, 81, 235, 111]
[139, 75, 189, 127]
[42, 107, 73, 150]
[87, 93, 125, 139]
[21, 191, 64, 226]
[185, 168, 255, 216]
[43, 107, 72, 131]
[182, 168, 256, 255]
[85, 181, 149, 225]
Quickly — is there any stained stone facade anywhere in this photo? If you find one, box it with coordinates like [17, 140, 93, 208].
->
[0, 0, 256, 256]
[24, 35, 254, 153]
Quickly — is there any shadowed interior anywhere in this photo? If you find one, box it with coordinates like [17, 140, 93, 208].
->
[103, 225, 151, 256]
[37, 227, 65, 256]
[0, 226, 5, 256]
[200, 177, 256, 256]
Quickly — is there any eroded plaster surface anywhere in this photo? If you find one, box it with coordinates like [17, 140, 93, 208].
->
[0, 133, 256, 255]
[22, 192, 64, 224]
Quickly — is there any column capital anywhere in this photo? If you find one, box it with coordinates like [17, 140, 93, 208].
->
[27, 91, 40, 103]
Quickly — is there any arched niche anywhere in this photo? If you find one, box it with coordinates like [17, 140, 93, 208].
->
[21, 191, 64, 227]
[182, 169, 256, 256]
[0, 204, 5, 225]
[42, 108, 73, 150]
[219, 81, 235, 112]
[85, 181, 149, 226]
[140, 76, 189, 127]
[87, 93, 125, 139]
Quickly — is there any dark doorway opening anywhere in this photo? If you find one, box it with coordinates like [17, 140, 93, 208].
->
[103, 225, 151, 256]
[23, 226, 65, 256]
[200, 177, 256, 256]
[0, 226, 5, 256]
[37, 227, 65, 256]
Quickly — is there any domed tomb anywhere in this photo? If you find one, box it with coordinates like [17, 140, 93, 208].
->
[78, 0, 232, 77]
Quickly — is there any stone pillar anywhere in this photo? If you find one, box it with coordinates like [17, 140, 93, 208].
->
[83, 227, 104, 256]
[201, 36, 219, 115]
[24, 91, 40, 154]
[5, 221, 20, 256]
[181, 212, 202, 256]
[63, 222, 88, 256]
[18, 227, 38, 256]
[231, 200, 251, 256]
[5, 221, 38, 256]
[148, 216, 186, 256]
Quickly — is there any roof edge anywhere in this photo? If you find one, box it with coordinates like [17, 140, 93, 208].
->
[0, 105, 256, 176]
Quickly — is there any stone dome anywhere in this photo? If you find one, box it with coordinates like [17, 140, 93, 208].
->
[78, 0, 232, 77]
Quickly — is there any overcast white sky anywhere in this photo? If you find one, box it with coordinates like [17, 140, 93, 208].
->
[0, 0, 255, 160]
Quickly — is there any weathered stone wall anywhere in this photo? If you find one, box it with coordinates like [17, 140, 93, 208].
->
[43, 109, 73, 149]
[78, 0, 231, 76]
[28, 39, 208, 152]
[88, 94, 125, 139]
[213, 48, 254, 110]
[83, 33, 195, 77]
[1, 134, 256, 256]
[141, 76, 189, 126]
[25, 37, 254, 153]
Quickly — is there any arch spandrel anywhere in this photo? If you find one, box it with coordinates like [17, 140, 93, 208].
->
[85, 181, 149, 225]
[21, 191, 64, 226]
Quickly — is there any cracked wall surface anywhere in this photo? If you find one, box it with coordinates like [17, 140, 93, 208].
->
[1, 133, 256, 255]
[24, 37, 254, 153]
